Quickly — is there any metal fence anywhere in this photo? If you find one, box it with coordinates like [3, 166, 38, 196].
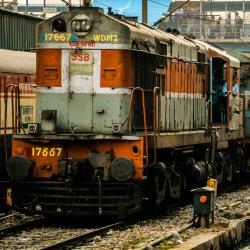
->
[0, 0, 17, 7]
[160, 14, 250, 41]
[3, 1, 250, 41]
[20, 0, 82, 6]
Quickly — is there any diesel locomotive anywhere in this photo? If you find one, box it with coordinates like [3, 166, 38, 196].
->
[7, 5, 246, 217]
[0, 49, 36, 211]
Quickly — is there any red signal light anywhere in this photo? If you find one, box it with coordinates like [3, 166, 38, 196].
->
[200, 195, 207, 203]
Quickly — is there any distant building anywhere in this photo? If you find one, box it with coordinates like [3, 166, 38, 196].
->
[160, 0, 250, 52]
[0, 8, 43, 51]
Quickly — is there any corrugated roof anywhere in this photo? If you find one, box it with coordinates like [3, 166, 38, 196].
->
[0, 8, 43, 20]
[0, 9, 43, 51]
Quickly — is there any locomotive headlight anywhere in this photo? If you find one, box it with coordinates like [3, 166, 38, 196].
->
[7, 156, 34, 180]
[80, 20, 91, 32]
[72, 20, 81, 32]
[71, 14, 92, 32]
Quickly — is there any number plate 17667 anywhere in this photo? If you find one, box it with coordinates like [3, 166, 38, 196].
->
[31, 147, 62, 157]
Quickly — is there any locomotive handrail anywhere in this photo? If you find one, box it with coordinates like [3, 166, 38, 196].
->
[149, 86, 160, 167]
[122, 87, 149, 166]
[4, 83, 20, 161]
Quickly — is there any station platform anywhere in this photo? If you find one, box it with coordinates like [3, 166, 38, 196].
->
[170, 215, 250, 249]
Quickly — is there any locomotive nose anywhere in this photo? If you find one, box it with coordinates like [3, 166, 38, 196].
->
[7, 156, 34, 180]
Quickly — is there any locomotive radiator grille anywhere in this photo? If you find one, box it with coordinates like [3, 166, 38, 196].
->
[132, 52, 157, 130]
[12, 181, 143, 217]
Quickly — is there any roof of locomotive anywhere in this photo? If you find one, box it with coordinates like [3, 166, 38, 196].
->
[36, 7, 199, 61]
[195, 40, 240, 68]
[106, 15, 199, 61]
[0, 49, 36, 75]
[36, 7, 239, 66]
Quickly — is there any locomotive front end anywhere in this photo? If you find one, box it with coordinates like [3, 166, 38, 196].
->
[9, 136, 144, 217]
[7, 7, 146, 217]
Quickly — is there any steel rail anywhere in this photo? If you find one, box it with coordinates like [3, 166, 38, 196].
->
[41, 219, 136, 250]
[0, 217, 47, 237]
[136, 194, 248, 250]
[136, 221, 194, 250]
[0, 212, 18, 222]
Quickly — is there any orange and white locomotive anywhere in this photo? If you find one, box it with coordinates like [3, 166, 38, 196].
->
[7, 6, 245, 217]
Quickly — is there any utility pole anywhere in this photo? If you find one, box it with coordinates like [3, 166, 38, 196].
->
[243, 0, 245, 37]
[142, 0, 148, 24]
[82, 0, 93, 7]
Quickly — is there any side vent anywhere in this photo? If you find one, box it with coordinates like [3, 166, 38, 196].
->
[44, 67, 59, 80]
[37, 49, 62, 87]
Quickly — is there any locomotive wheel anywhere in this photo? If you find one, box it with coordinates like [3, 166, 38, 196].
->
[213, 152, 225, 185]
[154, 162, 167, 206]
[214, 160, 224, 185]
[225, 159, 233, 183]
[146, 162, 167, 209]
[232, 157, 241, 182]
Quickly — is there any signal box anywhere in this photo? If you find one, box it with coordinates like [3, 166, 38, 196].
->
[191, 186, 215, 228]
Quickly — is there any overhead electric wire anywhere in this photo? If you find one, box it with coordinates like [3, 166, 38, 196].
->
[153, 0, 190, 26]
[148, 0, 169, 8]
[94, 0, 111, 8]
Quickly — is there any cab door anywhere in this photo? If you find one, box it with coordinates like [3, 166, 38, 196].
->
[68, 50, 94, 133]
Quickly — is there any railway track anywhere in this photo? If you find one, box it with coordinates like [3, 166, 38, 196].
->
[136, 194, 247, 250]
[0, 216, 47, 237]
[0, 184, 248, 249]
[0, 212, 18, 221]
[0, 215, 142, 250]
[41, 220, 136, 250]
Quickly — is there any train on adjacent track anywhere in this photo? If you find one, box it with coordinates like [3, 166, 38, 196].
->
[0, 49, 36, 211]
[6, 5, 250, 217]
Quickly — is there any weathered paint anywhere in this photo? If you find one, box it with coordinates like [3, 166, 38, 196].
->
[12, 137, 144, 180]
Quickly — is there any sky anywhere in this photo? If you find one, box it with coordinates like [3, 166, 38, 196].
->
[17, 0, 171, 25]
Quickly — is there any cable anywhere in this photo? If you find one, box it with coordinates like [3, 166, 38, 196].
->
[94, 0, 110, 8]
[149, 0, 169, 8]
[153, 0, 190, 26]
[93, 0, 120, 13]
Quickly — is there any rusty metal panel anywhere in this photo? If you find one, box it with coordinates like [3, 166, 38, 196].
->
[0, 9, 43, 51]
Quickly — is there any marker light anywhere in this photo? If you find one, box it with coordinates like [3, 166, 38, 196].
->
[15, 141, 26, 155]
[200, 195, 207, 203]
